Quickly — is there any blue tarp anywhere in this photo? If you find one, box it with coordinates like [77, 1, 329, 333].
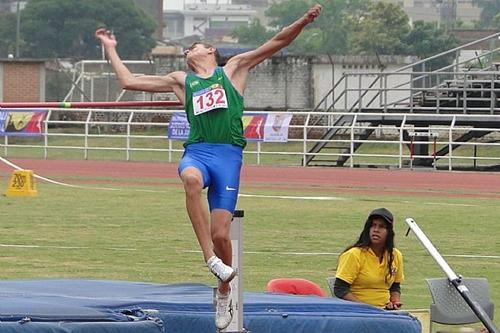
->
[0, 279, 421, 333]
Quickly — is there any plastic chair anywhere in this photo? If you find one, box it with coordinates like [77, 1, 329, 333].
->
[266, 278, 327, 297]
[426, 278, 494, 332]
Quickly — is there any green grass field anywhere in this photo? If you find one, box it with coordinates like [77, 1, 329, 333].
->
[0, 171, 499, 331]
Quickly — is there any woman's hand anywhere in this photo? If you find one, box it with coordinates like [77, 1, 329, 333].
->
[385, 301, 403, 310]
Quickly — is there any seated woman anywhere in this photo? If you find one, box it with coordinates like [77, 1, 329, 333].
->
[333, 208, 404, 310]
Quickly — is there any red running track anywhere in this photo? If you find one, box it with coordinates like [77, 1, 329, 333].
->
[1, 158, 499, 199]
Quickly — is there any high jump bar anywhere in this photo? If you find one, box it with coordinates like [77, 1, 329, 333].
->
[0, 101, 182, 109]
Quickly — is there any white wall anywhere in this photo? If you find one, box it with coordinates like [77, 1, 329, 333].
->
[312, 56, 416, 111]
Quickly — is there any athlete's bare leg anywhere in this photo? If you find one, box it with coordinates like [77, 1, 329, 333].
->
[211, 208, 233, 294]
[180, 167, 215, 262]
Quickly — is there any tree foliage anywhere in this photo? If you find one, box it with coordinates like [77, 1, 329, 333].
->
[19, 0, 156, 59]
[231, 18, 273, 46]
[473, 0, 500, 27]
[0, 11, 16, 57]
[231, 0, 458, 58]
[404, 21, 459, 70]
[403, 21, 458, 58]
[347, 2, 410, 55]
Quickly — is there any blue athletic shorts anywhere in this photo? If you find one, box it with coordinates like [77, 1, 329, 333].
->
[178, 143, 243, 213]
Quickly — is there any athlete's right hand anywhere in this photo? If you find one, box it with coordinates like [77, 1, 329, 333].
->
[95, 28, 117, 48]
[304, 4, 322, 24]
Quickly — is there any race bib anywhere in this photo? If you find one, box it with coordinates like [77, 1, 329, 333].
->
[193, 84, 228, 116]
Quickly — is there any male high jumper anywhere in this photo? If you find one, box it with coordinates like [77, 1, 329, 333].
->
[95, 4, 322, 328]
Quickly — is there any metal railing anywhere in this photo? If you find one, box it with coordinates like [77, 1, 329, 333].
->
[1, 109, 499, 171]
[326, 71, 500, 115]
[314, 32, 500, 114]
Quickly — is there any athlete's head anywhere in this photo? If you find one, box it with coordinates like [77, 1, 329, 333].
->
[184, 42, 221, 70]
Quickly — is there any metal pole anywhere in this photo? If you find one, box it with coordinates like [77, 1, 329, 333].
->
[405, 218, 458, 280]
[218, 210, 249, 333]
[257, 142, 261, 166]
[433, 137, 437, 170]
[405, 218, 499, 333]
[0, 101, 181, 108]
[15, 0, 21, 58]
[409, 136, 414, 169]
[473, 145, 477, 169]
[44, 109, 51, 159]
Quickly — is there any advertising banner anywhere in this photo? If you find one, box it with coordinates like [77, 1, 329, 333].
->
[242, 113, 267, 141]
[263, 113, 293, 142]
[167, 112, 292, 143]
[168, 112, 190, 140]
[0, 110, 48, 136]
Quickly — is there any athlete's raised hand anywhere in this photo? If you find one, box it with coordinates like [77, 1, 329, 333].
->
[304, 4, 322, 24]
[95, 28, 117, 48]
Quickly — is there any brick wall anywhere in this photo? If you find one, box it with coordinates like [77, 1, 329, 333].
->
[1, 61, 44, 102]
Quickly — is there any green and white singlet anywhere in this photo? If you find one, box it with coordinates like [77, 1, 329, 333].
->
[184, 67, 246, 148]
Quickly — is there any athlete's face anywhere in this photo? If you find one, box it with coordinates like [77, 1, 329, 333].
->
[184, 44, 213, 60]
[184, 43, 216, 70]
[369, 217, 388, 247]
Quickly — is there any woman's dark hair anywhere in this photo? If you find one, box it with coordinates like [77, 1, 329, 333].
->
[343, 215, 396, 282]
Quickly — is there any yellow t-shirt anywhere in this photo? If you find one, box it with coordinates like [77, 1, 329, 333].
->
[335, 247, 404, 307]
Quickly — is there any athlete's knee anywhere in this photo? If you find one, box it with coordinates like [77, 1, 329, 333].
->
[212, 228, 230, 247]
[181, 172, 203, 194]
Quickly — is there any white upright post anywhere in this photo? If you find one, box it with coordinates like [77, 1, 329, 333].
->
[219, 210, 249, 333]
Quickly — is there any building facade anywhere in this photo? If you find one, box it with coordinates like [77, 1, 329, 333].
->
[383, 0, 481, 25]
[0, 59, 45, 102]
[163, 0, 256, 41]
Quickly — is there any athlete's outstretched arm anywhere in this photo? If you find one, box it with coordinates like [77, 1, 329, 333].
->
[224, 4, 321, 92]
[95, 28, 186, 101]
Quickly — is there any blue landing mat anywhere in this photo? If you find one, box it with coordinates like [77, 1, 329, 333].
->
[0, 279, 421, 333]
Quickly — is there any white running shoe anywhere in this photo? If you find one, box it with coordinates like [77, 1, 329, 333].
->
[215, 289, 233, 330]
[207, 256, 236, 282]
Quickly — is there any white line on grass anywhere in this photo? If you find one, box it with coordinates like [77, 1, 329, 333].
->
[180, 249, 500, 259]
[238, 194, 345, 201]
[2, 242, 498, 260]
[444, 254, 500, 259]
[0, 243, 136, 251]
[402, 200, 478, 207]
